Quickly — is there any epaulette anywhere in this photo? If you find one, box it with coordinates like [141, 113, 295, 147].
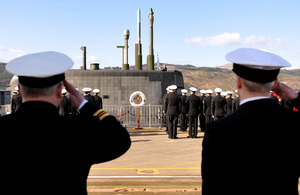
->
[93, 109, 110, 121]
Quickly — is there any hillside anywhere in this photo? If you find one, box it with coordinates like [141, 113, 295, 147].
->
[1, 62, 300, 92]
[169, 64, 300, 91]
[0, 63, 14, 90]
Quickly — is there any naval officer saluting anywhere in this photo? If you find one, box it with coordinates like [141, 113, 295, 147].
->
[1, 51, 131, 195]
[202, 48, 300, 195]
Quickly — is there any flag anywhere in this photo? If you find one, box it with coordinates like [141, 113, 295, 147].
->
[157, 53, 161, 70]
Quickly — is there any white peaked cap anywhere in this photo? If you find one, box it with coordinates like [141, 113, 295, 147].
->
[169, 85, 177, 90]
[215, 88, 222, 93]
[189, 87, 197, 92]
[6, 51, 73, 88]
[6, 51, 74, 77]
[62, 89, 67, 94]
[200, 89, 206, 94]
[226, 48, 291, 83]
[93, 89, 100, 93]
[226, 48, 291, 69]
[181, 89, 188, 93]
[221, 92, 227, 96]
[82, 87, 92, 92]
[206, 90, 213, 94]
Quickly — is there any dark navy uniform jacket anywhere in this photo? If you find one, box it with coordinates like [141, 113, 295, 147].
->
[164, 92, 181, 115]
[211, 95, 226, 117]
[203, 96, 212, 115]
[1, 101, 131, 195]
[58, 95, 71, 116]
[202, 99, 300, 195]
[232, 96, 240, 112]
[84, 94, 96, 104]
[225, 97, 233, 115]
[187, 94, 202, 116]
[11, 93, 22, 113]
[94, 94, 103, 109]
[179, 95, 188, 114]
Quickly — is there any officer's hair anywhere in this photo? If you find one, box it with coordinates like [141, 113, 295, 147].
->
[20, 82, 62, 98]
[242, 78, 275, 93]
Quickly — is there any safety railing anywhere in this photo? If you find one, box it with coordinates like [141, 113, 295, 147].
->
[103, 105, 163, 128]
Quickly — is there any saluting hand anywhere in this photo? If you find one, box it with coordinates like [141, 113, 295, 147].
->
[63, 80, 85, 110]
[273, 82, 298, 101]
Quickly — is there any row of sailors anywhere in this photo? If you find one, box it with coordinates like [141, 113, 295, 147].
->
[60, 87, 103, 117]
[11, 87, 103, 116]
[163, 85, 290, 139]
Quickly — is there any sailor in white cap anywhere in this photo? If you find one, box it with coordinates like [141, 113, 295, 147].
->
[202, 48, 300, 195]
[179, 89, 188, 131]
[2, 51, 131, 194]
[58, 88, 71, 117]
[82, 87, 96, 104]
[225, 91, 234, 115]
[93, 89, 103, 109]
[203, 90, 213, 125]
[220, 91, 227, 98]
[232, 89, 240, 112]
[162, 86, 171, 133]
[11, 86, 22, 113]
[186, 87, 202, 138]
[163, 84, 180, 139]
[199, 90, 206, 132]
[211, 87, 226, 120]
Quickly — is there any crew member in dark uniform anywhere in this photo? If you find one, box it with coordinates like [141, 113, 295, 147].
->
[225, 91, 233, 115]
[11, 87, 22, 113]
[187, 87, 202, 138]
[93, 88, 103, 109]
[163, 86, 170, 133]
[211, 88, 226, 120]
[280, 98, 293, 111]
[58, 89, 71, 117]
[2, 51, 131, 195]
[82, 87, 96, 105]
[179, 89, 188, 131]
[203, 89, 213, 124]
[232, 90, 240, 112]
[164, 85, 180, 139]
[199, 90, 206, 132]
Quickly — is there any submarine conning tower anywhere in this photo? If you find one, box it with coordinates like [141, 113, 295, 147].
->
[65, 69, 184, 107]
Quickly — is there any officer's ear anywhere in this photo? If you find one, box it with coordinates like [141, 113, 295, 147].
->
[17, 83, 22, 97]
[56, 83, 63, 99]
[271, 78, 279, 91]
[237, 76, 242, 90]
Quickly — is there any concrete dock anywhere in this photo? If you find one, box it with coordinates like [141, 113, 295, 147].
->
[87, 127, 203, 194]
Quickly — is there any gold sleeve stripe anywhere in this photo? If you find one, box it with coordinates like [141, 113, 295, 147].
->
[100, 113, 109, 121]
[93, 109, 103, 117]
[93, 109, 110, 121]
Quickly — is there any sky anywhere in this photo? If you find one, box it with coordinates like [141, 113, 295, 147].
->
[0, 0, 300, 69]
